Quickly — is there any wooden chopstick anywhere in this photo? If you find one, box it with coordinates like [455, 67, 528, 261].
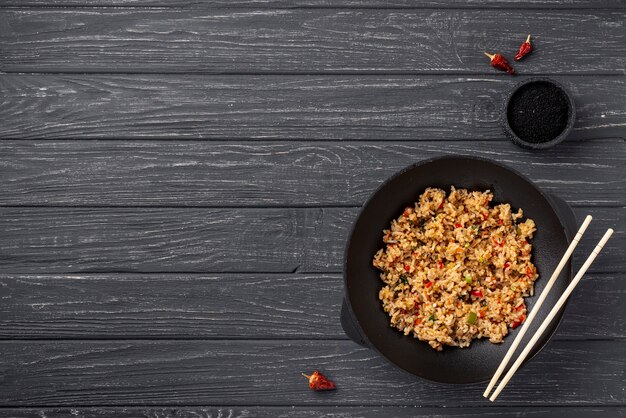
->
[489, 228, 614, 402]
[483, 215, 593, 398]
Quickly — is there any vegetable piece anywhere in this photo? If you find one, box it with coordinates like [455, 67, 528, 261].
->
[464, 275, 473, 284]
[404, 265, 411, 272]
[484, 52, 515, 75]
[511, 314, 526, 329]
[467, 312, 478, 325]
[414, 318, 422, 326]
[424, 281, 433, 288]
[514, 34, 532, 61]
[302, 371, 336, 391]
[471, 289, 483, 298]
[454, 223, 462, 228]
[400, 275, 409, 285]
[437, 260, 444, 269]
[428, 314, 436, 321]
[504, 262, 510, 270]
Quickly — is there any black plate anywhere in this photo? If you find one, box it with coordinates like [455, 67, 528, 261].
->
[342, 156, 576, 384]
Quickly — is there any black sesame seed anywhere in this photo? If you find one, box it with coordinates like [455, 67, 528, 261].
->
[507, 81, 569, 143]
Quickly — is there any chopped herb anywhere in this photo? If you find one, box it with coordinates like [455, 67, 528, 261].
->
[400, 275, 409, 285]
[467, 312, 478, 325]
[464, 275, 472, 284]
[419, 219, 427, 229]
[428, 314, 436, 321]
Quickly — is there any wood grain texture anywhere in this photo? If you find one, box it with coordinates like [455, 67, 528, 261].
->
[0, 273, 622, 339]
[3, 0, 626, 8]
[1, 75, 624, 140]
[0, 340, 623, 406]
[1, 10, 624, 74]
[1, 139, 624, 207]
[3, 406, 625, 418]
[0, 207, 622, 274]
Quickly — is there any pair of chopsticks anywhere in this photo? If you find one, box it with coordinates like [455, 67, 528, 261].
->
[484, 215, 614, 402]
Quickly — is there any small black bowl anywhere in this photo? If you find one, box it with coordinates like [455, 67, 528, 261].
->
[503, 78, 576, 150]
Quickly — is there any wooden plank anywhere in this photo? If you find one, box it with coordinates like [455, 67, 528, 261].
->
[0, 139, 624, 207]
[0, 273, 622, 339]
[0, 340, 623, 406]
[0, 207, 622, 274]
[1, 75, 624, 140]
[1, 10, 624, 74]
[3, 1, 626, 8]
[3, 406, 625, 418]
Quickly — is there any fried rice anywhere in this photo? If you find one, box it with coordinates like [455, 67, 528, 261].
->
[373, 187, 538, 351]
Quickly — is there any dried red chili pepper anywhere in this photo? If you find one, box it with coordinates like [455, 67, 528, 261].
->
[484, 52, 515, 75]
[514, 34, 532, 61]
[302, 371, 336, 391]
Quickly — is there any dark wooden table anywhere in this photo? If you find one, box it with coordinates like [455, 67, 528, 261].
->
[1, 1, 625, 417]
